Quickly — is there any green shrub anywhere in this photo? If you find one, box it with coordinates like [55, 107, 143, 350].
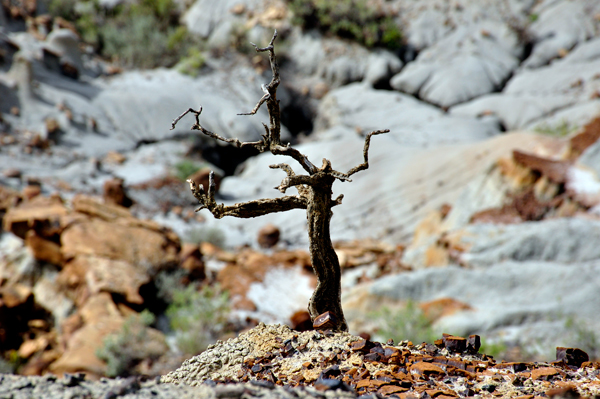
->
[47, 0, 201, 68]
[369, 301, 437, 345]
[96, 309, 159, 377]
[173, 159, 204, 181]
[184, 226, 226, 248]
[176, 48, 206, 77]
[534, 120, 578, 137]
[479, 337, 508, 359]
[564, 316, 600, 360]
[288, 0, 403, 50]
[166, 284, 231, 355]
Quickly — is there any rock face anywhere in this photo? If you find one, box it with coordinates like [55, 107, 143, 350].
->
[0, 193, 180, 377]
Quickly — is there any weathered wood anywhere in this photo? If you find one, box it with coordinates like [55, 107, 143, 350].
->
[172, 30, 388, 332]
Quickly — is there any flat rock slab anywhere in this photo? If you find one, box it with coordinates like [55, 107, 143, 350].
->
[345, 257, 600, 349]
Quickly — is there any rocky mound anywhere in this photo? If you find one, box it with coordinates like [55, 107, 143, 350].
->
[162, 324, 600, 399]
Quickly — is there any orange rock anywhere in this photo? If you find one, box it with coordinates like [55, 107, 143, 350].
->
[3, 195, 68, 239]
[409, 362, 446, 377]
[532, 367, 560, 381]
[420, 298, 472, 321]
[71, 194, 131, 221]
[356, 379, 372, 389]
[0, 284, 32, 308]
[179, 243, 205, 281]
[25, 230, 63, 265]
[379, 385, 409, 395]
[102, 178, 133, 207]
[257, 224, 280, 248]
[61, 217, 179, 273]
[67, 255, 150, 305]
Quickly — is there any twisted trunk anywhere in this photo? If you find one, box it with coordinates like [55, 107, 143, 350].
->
[306, 176, 348, 331]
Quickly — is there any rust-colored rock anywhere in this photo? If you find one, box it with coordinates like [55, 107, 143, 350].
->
[420, 298, 472, 321]
[60, 216, 179, 274]
[467, 335, 481, 352]
[257, 224, 280, 248]
[64, 255, 151, 305]
[0, 283, 32, 308]
[556, 347, 589, 368]
[569, 116, 600, 159]
[313, 311, 338, 331]
[532, 367, 560, 381]
[291, 310, 312, 332]
[71, 194, 132, 221]
[3, 195, 68, 239]
[409, 362, 446, 377]
[442, 335, 467, 353]
[512, 150, 570, 184]
[25, 230, 63, 265]
[351, 338, 375, 354]
[179, 243, 205, 281]
[102, 178, 133, 207]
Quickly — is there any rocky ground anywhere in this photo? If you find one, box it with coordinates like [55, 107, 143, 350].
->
[2, 0, 600, 397]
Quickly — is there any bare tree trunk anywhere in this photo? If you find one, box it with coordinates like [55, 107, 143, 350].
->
[172, 30, 387, 332]
[306, 177, 348, 331]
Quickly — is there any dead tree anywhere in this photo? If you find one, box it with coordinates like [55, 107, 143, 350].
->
[171, 31, 388, 332]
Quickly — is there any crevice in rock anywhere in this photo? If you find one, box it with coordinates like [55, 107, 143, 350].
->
[280, 87, 314, 137]
[134, 139, 158, 149]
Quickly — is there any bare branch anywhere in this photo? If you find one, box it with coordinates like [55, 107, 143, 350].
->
[331, 170, 352, 182]
[272, 144, 318, 175]
[172, 106, 268, 151]
[269, 163, 296, 177]
[345, 129, 390, 177]
[187, 177, 306, 218]
[271, 172, 316, 193]
[331, 194, 344, 207]
[249, 29, 277, 52]
[238, 85, 270, 116]
[170, 107, 200, 130]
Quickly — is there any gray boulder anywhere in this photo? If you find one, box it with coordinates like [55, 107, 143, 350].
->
[523, 0, 600, 68]
[451, 37, 600, 131]
[314, 83, 500, 146]
[352, 259, 600, 352]
[390, 20, 523, 107]
[182, 0, 261, 38]
[453, 218, 600, 268]
[285, 31, 403, 89]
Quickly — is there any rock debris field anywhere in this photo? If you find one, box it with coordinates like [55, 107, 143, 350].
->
[3, 324, 600, 399]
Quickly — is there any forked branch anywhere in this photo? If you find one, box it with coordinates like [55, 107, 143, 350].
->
[187, 171, 306, 219]
[345, 129, 390, 177]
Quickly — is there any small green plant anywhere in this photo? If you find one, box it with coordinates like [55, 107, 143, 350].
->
[176, 48, 206, 77]
[0, 350, 22, 373]
[534, 120, 578, 137]
[565, 316, 600, 360]
[288, 0, 403, 50]
[166, 284, 231, 355]
[174, 159, 205, 181]
[184, 226, 226, 248]
[369, 301, 437, 345]
[479, 337, 508, 359]
[96, 309, 162, 377]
